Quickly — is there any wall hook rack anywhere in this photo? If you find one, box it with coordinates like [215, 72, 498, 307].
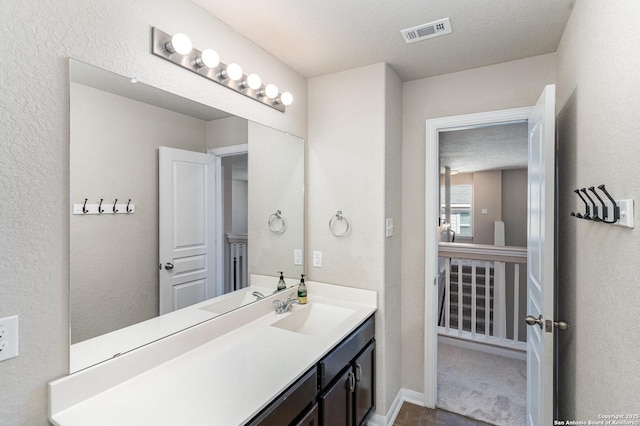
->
[73, 199, 136, 215]
[571, 185, 634, 228]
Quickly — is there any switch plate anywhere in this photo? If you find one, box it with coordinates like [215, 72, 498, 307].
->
[0, 315, 18, 362]
[313, 251, 322, 267]
[608, 199, 634, 228]
[294, 249, 303, 265]
[481, 208, 488, 215]
[385, 218, 394, 237]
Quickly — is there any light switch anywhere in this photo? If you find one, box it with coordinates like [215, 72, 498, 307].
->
[294, 249, 303, 265]
[481, 208, 488, 215]
[385, 218, 394, 237]
[313, 251, 322, 267]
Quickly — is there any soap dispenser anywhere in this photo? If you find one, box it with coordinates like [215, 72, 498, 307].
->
[277, 271, 286, 291]
[297, 274, 307, 304]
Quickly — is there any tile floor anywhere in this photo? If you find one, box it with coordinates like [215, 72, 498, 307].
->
[392, 402, 495, 426]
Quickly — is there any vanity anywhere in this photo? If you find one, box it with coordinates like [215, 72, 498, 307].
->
[49, 282, 377, 425]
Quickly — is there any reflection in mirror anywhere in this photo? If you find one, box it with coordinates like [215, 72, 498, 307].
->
[69, 59, 304, 373]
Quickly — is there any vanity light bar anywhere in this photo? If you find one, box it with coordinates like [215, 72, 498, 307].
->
[151, 27, 293, 113]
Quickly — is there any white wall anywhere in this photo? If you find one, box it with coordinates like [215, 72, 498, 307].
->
[555, 0, 640, 418]
[69, 82, 208, 343]
[0, 1, 306, 423]
[308, 62, 403, 416]
[400, 53, 556, 393]
[248, 122, 305, 279]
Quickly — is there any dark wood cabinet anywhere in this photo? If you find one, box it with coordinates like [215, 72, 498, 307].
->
[247, 367, 317, 426]
[294, 402, 319, 426]
[318, 316, 375, 426]
[353, 341, 375, 425]
[246, 315, 375, 426]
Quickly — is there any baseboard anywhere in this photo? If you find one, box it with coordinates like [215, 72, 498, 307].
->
[366, 388, 426, 426]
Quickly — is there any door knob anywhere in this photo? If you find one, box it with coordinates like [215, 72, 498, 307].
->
[525, 314, 543, 329]
[164, 262, 174, 270]
[526, 315, 570, 332]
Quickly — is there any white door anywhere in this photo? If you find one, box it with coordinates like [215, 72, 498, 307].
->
[159, 147, 216, 315]
[526, 84, 557, 425]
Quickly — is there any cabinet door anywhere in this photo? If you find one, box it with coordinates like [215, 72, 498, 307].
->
[354, 341, 375, 426]
[294, 402, 319, 426]
[319, 368, 353, 426]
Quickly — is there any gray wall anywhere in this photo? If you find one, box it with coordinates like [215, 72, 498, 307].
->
[501, 169, 528, 247]
[555, 0, 640, 418]
[472, 170, 502, 245]
[70, 82, 208, 343]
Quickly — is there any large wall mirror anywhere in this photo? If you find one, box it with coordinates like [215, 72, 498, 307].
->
[69, 59, 304, 373]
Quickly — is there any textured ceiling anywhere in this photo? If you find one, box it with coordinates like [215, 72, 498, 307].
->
[439, 122, 528, 174]
[192, 0, 574, 81]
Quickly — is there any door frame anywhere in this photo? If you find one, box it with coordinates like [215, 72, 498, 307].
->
[423, 107, 533, 407]
[209, 144, 249, 297]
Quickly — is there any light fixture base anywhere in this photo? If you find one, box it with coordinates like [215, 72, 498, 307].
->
[151, 27, 285, 113]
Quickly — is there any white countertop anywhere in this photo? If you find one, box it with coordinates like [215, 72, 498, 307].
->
[50, 282, 377, 426]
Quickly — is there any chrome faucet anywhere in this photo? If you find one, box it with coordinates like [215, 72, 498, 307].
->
[252, 291, 267, 300]
[273, 295, 300, 314]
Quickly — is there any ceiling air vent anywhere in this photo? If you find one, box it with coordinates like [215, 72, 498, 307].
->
[401, 18, 452, 44]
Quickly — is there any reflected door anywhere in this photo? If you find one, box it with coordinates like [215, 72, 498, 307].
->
[159, 147, 216, 315]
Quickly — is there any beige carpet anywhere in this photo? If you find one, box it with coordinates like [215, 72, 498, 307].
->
[437, 342, 526, 426]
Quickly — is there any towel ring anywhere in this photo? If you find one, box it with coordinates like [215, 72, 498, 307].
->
[329, 210, 350, 236]
[268, 210, 286, 233]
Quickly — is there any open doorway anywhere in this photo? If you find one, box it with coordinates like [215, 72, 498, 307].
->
[423, 106, 535, 424]
[436, 122, 528, 425]
[211, 146, 249, 297]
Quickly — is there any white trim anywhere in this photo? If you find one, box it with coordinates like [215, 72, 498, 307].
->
[208, 143, 248, 156]
[424, 107, 533, 408]
[367, 388, 427, 426]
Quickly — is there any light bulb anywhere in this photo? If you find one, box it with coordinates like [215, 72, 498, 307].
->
[166, 33, 192, 55]
[196, 48, 220, 68]
[265, 83, 279, 100]
[280, 92, 293, 106]
[246, 73, 262, 90]
[226, 63, 243, 81]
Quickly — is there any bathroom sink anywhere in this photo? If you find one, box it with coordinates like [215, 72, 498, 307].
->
[271, 302, 355, 337]
[199, 291, 261, 314]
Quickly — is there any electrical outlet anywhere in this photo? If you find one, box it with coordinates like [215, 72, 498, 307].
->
[313, 251, 322, 267]
[0, 315, 18, 362]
